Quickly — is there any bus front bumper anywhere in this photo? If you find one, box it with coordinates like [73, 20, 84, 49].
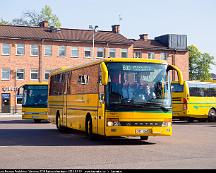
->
[22, 113, 48, 120]
[105, 126, 172, 137]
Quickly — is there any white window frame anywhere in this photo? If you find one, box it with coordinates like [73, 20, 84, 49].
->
[97, 48, 104, 59]
[16, 69, 25, 80]
[148, 52, 155, 59]
[44, 45, 52, 57]
[121, 49, 128, 58]
[2, 68, 10, 80]
[78, 75, 89, 85]
[84, 47, 91, 58]
[109, 48, 116, 58]
[134, 51, 142, 58]
[160, 52, 168, 60]
[2, 43, 10, 55]
[16, 44, 25, 56]
[71, 47, 79, 58]
[30, 44, 39, 56]
[58, 46, 66, 57]
[44, 70, 51, 80]
[30, 69, 38, 80]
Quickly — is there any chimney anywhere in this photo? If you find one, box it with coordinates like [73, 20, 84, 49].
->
[139, 34, 148, 40]
[112, 25, 120, 33]
[39, 21, 49, 28]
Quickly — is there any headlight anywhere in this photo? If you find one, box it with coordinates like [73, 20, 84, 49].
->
[162, 122, 172, 127]
[107, 118, 120, 126]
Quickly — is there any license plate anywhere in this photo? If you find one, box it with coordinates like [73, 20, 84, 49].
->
[32, 116, 38, 119]
[135, 129, 149, 134]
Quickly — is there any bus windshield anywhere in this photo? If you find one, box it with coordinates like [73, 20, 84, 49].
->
[22, 85, 48, 107]
[106, 62, 171, 111]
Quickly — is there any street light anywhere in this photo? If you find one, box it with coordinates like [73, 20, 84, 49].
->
[89, 25, 98, 59]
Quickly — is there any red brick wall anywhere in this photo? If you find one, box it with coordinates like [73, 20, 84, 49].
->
[0, 39, 132, 112]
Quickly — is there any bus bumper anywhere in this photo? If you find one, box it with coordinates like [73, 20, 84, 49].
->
[105, 126, 172, 137]
[22, 114, 48, 120]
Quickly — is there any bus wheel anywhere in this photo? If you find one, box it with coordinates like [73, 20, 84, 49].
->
[208, 109, 216, 122]
[34, 119, 41, 123]
[140, 136, 148, 140]
[85, 117, 93, 140]
[56, 114, 64, 131]
[187, 117, 194, 123]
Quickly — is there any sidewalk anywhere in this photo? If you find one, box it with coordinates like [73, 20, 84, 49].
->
[0, 113, 22, 118]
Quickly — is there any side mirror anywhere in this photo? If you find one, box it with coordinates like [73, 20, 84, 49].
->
[100, 62, 108, 85]
[167, 64, 183, 85]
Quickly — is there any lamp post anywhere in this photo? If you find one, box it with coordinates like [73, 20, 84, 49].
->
[89, 25, 98, 59]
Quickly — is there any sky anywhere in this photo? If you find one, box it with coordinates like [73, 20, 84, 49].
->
[1, 0, 216, 73]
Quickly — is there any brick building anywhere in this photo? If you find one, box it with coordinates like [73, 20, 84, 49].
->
[0, 21, 188, 113]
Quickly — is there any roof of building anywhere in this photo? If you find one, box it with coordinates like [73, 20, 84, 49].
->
[132, 39, 169, 50]
[0, 25, 132, 45]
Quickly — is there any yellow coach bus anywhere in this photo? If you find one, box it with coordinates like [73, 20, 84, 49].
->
[20, 82, 48, 123]
[171, 81, 216, 122]
[48, 58, 183, 140]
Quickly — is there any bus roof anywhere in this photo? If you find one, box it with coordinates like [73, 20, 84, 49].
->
[50, 58, 168, 76]
[171, 80, 216, 85]
[21, 82, 48, 86]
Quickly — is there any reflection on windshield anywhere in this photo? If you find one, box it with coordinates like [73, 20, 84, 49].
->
[22, 86, 48, 107]
[106, 62, 171, 111]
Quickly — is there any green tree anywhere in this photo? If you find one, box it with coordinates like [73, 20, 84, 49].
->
[188, 45, 215, 80]
[12, 5, 61, 28]
[0, 18, 10, 25]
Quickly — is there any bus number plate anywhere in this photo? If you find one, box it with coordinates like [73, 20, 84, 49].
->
[135, 129, 149, 134]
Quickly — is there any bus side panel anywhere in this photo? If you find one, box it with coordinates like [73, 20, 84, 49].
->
[66, 94, 99, 132]
[187, 97, 216, 119]
[48, 95, 64, 125]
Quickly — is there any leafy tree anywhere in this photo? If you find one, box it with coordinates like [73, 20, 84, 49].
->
[188, 45, 215, 80]
[11, 5, 61, 28]
[0, 18, 10, 25]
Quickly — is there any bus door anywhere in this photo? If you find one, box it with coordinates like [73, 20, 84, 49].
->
[62, 72, 69, 127]
[97, 80, 105, 135]
[171, 82, 185, 116]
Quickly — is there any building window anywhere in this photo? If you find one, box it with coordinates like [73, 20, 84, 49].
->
[2, 43, 10, 55]
[148, 52, 155, 59]
[109, 48, 116, 58]
[16, 44, 25, 55]
[16, 69, 25, 80]
[121, 49, 128, 58]
[78, 75, 89, 85]
[97, 48, 104, 58]
[84, 47, 91, 58]
[16, 95, 23, 105]
[44, 45, 52, 56]
[58, 46, 66, 57]
[160, 52, 168, 60]
[45, 70, 51, 80]
[134, 51, 142, 58]
[30, 44, 39, 56]
[2, 68, 10, 80]
[30, 69, 38, 80]
[71, 47, 79, 58]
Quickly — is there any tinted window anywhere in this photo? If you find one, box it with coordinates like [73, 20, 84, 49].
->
[171, 83, 184, 92]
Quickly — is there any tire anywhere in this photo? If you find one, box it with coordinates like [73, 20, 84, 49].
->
[140, 136, 148, 140]
[85, 117, 94, 140]
[187, 117, 194, 123]
[208, 109, 216, 122]
[34, 119, 41, 123]
[56, 114, 64, 132]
